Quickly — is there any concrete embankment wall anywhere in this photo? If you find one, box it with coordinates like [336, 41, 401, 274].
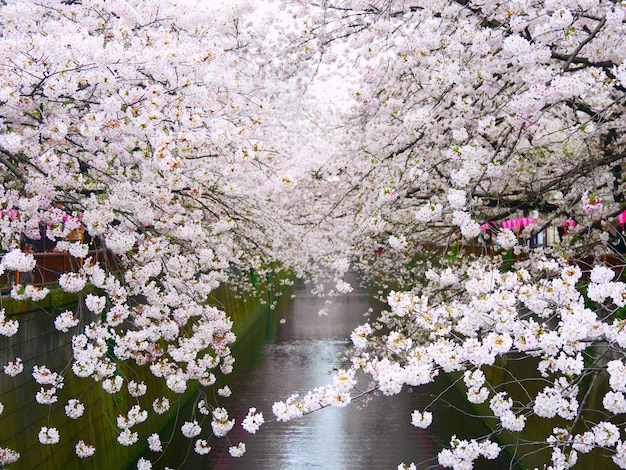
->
[0, 275, 289, 470]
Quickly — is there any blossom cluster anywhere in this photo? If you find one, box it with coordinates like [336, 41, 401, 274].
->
[1, 249, 36, 272]
[242, 407, 265, 434]
[211, 408, 235, 437]
[75, 440, 95, 458]
[437, 437, 500, 469]
[0, 309, 19, 337]
[0, 447, 20, 466]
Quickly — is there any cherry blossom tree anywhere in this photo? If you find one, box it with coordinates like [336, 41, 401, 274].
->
[4, 0, 626, 469]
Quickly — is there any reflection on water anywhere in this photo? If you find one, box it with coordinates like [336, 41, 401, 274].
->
[146, 279, 520, 470]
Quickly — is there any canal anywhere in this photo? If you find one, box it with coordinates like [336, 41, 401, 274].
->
[144, 277, 520, 470]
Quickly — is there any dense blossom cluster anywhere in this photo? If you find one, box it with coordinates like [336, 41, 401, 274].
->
[2, 0, 626, 469]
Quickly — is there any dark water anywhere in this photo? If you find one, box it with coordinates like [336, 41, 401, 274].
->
[145, 278, 520, 470]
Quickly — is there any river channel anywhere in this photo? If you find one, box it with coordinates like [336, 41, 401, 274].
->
[143, 276, 520, 470]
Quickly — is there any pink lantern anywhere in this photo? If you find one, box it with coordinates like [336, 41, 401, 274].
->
[617, 210, 626, 230]
[500, 216, 537, 231]
[562, 218, 577, 234]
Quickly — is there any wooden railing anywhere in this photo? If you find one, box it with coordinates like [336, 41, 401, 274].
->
[0, 248, 117, 292]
